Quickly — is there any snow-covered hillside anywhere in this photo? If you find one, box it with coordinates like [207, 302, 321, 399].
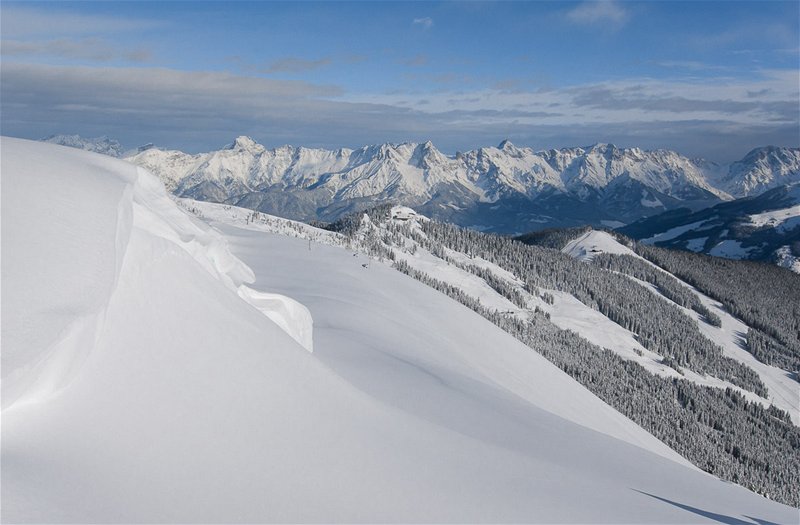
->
[181, 200, 800, 492]
[3, 138, 797, 522]
[207, 203, 796, 423]
[620, 183, 800, 272]
[561, 230, 799, 424]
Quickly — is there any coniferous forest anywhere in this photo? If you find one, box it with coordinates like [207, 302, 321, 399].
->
[328, 206, 800, 506]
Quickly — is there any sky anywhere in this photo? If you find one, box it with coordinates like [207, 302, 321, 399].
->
[1, 1, 798, 162]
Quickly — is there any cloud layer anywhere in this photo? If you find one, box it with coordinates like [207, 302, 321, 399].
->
[2, 61, 796, 161]
[1, 3, 797, 162]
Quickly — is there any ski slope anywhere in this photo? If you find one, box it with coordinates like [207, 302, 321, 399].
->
[2, 138, 796, 523]
[562, 229, 800, 425]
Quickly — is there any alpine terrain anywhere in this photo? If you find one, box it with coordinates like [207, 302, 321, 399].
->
[3, 138, 798, 522]
[619, 183, 800, 272]
[45, 134, 800, 234]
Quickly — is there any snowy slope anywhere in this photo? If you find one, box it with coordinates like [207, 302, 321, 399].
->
[561, 229, 800, 425]
[719, 146, 800, 197]
[192, 201, 797, 425]
[3, 138, 796, 522]
[562, 229, 638, 261]
[747, 204, 800, 233]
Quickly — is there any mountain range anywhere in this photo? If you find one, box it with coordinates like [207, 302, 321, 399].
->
[43, 134, 800, 234]
[42, 134, 126, 158]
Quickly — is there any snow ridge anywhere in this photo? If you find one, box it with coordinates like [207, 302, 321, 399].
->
[2, 137, 313, 411]
[125, 138, 737, 205]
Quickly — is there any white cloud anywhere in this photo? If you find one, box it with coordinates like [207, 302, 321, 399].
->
[0, 6, 161, 38]
[566, 1, 629, 29]
[1, 62, 797, 161]
[412, 17, 434, 30]
[0, 6, 159, 64]
[2, 38, 151, 63]
[266, 57, 332, 73]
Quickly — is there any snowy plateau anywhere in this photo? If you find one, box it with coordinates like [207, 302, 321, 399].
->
[2, 138, 799, 523]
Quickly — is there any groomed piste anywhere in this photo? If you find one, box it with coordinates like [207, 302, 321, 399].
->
[2, 137, 796, 523]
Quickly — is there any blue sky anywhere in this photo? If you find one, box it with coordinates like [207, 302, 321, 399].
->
[1, 1, 798, 161]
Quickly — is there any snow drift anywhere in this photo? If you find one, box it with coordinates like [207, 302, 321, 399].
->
[2, 138, 796, 523]
[2, 137, 312, 412]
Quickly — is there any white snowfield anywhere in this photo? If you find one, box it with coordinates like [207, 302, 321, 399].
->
[2, 138, 797, 523]
[747, 204, 800, 233]
[2, 137, 311, 411]
[562, 230, 800, 426]
[562, 229, 639, 261]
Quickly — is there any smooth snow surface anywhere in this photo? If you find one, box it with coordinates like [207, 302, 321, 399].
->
[708, 239, 758, 258]
[747, 204, 800, 233]
[2, 139, 796, 523]
[641, 220, 709, 244]
[562, 229, 637, 261]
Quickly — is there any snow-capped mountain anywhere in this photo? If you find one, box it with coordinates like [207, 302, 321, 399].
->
[716, 146, 800, 197]
[619, 183, 800, 272]
[41, 134, 126, 158]
[41, 135, 800, 233]
[124, 137, 733, 232]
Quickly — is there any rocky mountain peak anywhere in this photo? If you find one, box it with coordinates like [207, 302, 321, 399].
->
[228, 135, 261, 152]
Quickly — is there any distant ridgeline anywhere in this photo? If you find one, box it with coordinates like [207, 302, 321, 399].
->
[43, 134, 800, 236]
[323, 204, 799, 507]
[617, 183, 800, 272]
